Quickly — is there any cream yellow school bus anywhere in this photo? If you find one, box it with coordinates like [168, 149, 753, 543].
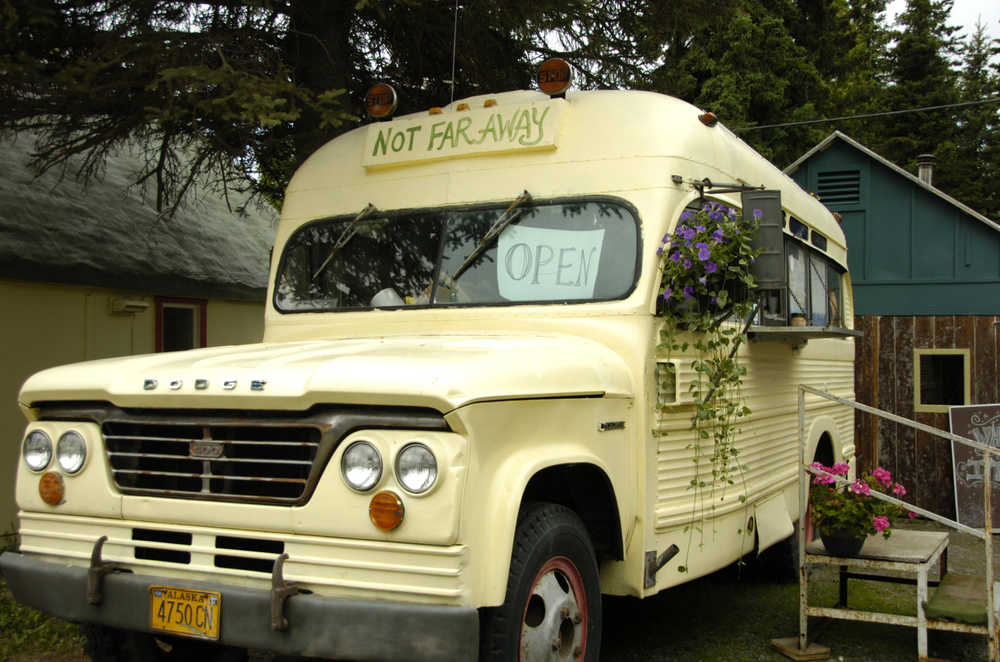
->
[3, 73, 856, 662]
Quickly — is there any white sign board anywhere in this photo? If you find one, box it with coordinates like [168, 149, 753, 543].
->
[362, 100, 565, 169]
[497, 226, 604, 301]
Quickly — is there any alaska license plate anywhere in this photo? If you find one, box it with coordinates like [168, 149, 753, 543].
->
[149, 585, 221, 640]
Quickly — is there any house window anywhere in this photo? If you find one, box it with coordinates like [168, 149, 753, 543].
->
[914, 349, 970, 413]
[156, 298, 207, 352]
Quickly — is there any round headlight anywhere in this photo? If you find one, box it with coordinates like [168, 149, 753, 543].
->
[23, 430, 52, 472]
[395, 443, 437, 494]
[341, 441, 382, 492]
[57, 430, 87, 474]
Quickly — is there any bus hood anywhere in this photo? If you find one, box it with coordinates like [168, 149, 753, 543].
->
[19, 335, 633, 413]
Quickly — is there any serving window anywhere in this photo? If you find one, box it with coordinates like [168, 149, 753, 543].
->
[758, 238, 844, 328]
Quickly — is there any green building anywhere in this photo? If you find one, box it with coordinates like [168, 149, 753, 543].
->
[787, 131, 1000, 518]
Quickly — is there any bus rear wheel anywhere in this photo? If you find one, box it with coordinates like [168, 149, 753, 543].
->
[481, 502, 601, 662]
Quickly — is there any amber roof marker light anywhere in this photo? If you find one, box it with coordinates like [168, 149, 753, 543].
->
[538, 58, 572, 98]
[698, 111, 719, 127]
[366, 83, 398, 120]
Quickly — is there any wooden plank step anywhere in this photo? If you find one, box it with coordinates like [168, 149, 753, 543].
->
[925, 573, 987, 625]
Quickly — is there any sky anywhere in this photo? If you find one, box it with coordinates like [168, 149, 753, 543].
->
[887, 0, 1000, 43]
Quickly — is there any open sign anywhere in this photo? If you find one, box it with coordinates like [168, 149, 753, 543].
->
[497, 226, 604, 301]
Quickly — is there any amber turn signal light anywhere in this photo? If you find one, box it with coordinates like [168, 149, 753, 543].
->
[39, 471, 64, 506]
[369, 491, 404, 531]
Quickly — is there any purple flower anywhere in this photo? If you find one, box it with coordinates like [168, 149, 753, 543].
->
[705, 261, 717, 274]
[681, 226, 696, 240]
[709, 210, 723, 221]
[727, 207, 737, 219]
[661, 234, 670, 244]
[698, 276, 707, 285]
[662, 287, 672, 300]
[702, 202, 712, 212]
[696, 243, 711, 261]
[873, 516, 890, 533]
[683, 285, 694, 299]
[710, 296, 718, 306]
[695, 225, 706, 233]
[683, 259, 692, 269]
[680, 210, 693, 221]
[753, 209, 763, 220]
[656, 246, 663, 255]
[712, 229, 724, 243]
[670, 251, 681, 263]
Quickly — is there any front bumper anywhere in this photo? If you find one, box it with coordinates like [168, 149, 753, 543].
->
[0, 552, 479, 661]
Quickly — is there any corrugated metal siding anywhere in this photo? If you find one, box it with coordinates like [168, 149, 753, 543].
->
[654, 343, 855, 529]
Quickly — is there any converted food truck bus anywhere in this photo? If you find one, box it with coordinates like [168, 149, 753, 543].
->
[3, 70, 856, 662]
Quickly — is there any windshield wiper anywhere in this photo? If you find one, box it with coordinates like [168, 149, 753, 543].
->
[450, 190, 532, 281]
[311, 203, 378, 282]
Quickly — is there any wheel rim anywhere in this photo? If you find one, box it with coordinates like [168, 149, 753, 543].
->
[519, 556, 587, 662]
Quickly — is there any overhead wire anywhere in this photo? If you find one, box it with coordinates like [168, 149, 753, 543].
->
[732, 96, 1000, 132]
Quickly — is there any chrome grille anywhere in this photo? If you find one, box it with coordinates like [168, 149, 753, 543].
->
[104, 420, 321, 503]
[36, 402, 449, 506]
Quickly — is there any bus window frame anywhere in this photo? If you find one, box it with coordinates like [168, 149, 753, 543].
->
[272, 195, 644, 315]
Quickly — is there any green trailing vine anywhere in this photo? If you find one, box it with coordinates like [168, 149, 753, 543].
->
[656, 200, 761, 571]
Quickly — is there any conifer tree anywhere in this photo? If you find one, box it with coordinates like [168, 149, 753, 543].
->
[0, 0, 589, 213]
[663, 0, 827, 166]
[879, 0, 961, 185]
[824, 0, 894, 146]
[950, 21, 1000, 217]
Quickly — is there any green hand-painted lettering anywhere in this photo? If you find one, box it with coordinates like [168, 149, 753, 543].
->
[521, 106, 551, 146]
[427, 121, 448, 151]
[372, 128, 390, 156]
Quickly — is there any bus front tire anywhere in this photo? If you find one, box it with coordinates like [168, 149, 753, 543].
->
[480, 502, 602, 661]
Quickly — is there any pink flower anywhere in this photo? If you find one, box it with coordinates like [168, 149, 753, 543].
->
[849, 480, 871, 496]
[873, 516, 890, 532]
[831, 462, 850, 476]
[892, 482, 907, 497]
[872, 467, 892, 487]
[809, 463, 835, 485]
[908, 511, 917, 519]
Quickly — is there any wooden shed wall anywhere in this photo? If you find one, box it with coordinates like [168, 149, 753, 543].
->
[854, 314, 1000, 518]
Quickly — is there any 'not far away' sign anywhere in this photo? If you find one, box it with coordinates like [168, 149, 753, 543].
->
[362, 99, 566, 169]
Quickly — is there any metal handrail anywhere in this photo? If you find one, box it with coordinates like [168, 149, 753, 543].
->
[796, 384, 998, 661]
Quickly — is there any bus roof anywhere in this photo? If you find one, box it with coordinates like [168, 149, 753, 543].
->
[280, 89, 845, 260]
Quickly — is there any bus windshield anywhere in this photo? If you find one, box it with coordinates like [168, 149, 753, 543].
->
[274, 198, 639, 312]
